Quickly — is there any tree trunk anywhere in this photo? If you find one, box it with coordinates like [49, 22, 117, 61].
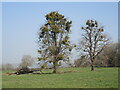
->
[53, 61, 57, 73]
[91, 64, 94, 71]
[91, 59, 94, 71]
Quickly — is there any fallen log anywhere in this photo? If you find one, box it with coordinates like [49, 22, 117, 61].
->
[14, 67, 42, 75]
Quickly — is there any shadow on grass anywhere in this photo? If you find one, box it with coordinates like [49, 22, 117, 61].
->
[32, 72, 52, 74]
[5, 70, 77, 75]
[32, 70, 77, 75]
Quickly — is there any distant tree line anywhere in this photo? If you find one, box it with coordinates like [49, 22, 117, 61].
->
[2, 63, 14, 70]
[74, 42, 119, 67]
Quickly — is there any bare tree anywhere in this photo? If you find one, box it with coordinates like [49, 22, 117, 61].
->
[79, 20, 110, 71]
[19, 55, 35, 68]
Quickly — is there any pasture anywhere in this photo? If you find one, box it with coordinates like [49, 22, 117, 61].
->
[2, 67, 118, 88]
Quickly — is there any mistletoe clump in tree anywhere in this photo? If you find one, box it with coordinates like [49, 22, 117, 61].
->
[80, 20, 110, 71]
[38, 11, 74, 73]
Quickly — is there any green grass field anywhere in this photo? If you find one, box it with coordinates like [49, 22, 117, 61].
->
[2, 67, 118, 88]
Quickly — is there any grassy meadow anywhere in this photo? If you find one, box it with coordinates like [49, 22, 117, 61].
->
[2, 67, 118, 88]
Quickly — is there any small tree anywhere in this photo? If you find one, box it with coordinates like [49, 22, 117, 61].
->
[80, 20, 110, 71]
[19, 55, 35, 69]
[38, 11, 74, 73]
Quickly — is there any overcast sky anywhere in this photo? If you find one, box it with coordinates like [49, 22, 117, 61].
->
[1, 2, 118, 64]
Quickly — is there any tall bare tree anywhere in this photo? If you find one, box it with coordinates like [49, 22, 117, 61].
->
[80, 20, 110, 71]
[38, 11, 74, 73]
